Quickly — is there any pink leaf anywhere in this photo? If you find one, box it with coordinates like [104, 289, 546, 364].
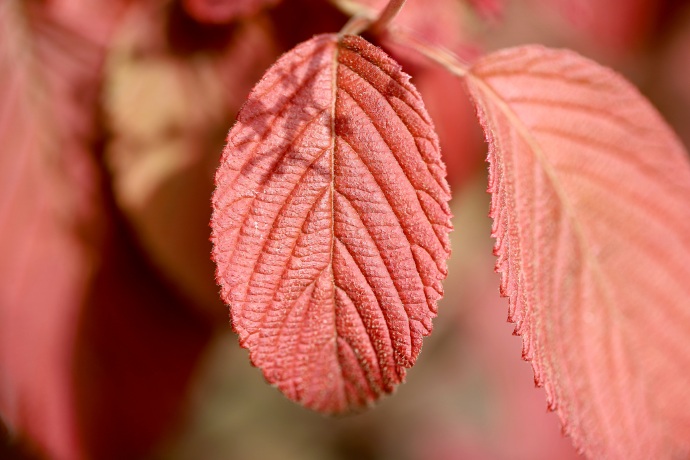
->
[211, 34, 452, 413]
[0, 2, 106, 458]
[0, 3, 212, 458]
[466, 45, 690, 457]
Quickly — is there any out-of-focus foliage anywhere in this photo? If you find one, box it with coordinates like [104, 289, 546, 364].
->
[1, 0, 688, 459]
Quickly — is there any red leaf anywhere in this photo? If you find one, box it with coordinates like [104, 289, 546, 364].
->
[211, 34, 452, 413]
[466, 46, 690, 457]
[0, 3, 212, 458]
[0, 3, 106, 458]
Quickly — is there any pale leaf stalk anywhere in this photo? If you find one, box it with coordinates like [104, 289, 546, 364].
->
[388, 29, 470, 77]
[330, 0, 470, 77]
[369, 0, 407, 35]
[339, 14, 372, 36]
[337, 0, 408, 36]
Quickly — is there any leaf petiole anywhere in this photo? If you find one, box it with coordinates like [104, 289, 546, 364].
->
[339, 14, 372, 36]
[369, 0, 407, 35]
[337, 0, 407, 36]
[388, 30, 470, 77]
[331, 0, 469, 77]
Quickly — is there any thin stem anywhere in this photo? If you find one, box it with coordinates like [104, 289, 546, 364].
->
[339, 14, 372, 36]
[369, 0, 407, 35]
[331, 0, 471, 78]
[334, 0, 407, 36]
[388, 29, 470, 77]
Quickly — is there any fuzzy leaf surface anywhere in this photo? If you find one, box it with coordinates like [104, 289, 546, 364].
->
[466, 45, 690, 458]
[211, 34, 452, 413]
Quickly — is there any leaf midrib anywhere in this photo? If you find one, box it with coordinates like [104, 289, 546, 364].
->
[466, 72, 620, 321]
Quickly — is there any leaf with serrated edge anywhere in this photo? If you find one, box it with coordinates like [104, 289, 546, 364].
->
[466, 45, 690, 458]
[211, 34, 452, 413]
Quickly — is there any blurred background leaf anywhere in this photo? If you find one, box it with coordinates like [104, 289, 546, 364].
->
[1, 0, 688, 458]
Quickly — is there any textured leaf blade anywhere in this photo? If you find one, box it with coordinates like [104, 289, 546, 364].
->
[211, 34, 452, 413]
[466, 45, 690, 458]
